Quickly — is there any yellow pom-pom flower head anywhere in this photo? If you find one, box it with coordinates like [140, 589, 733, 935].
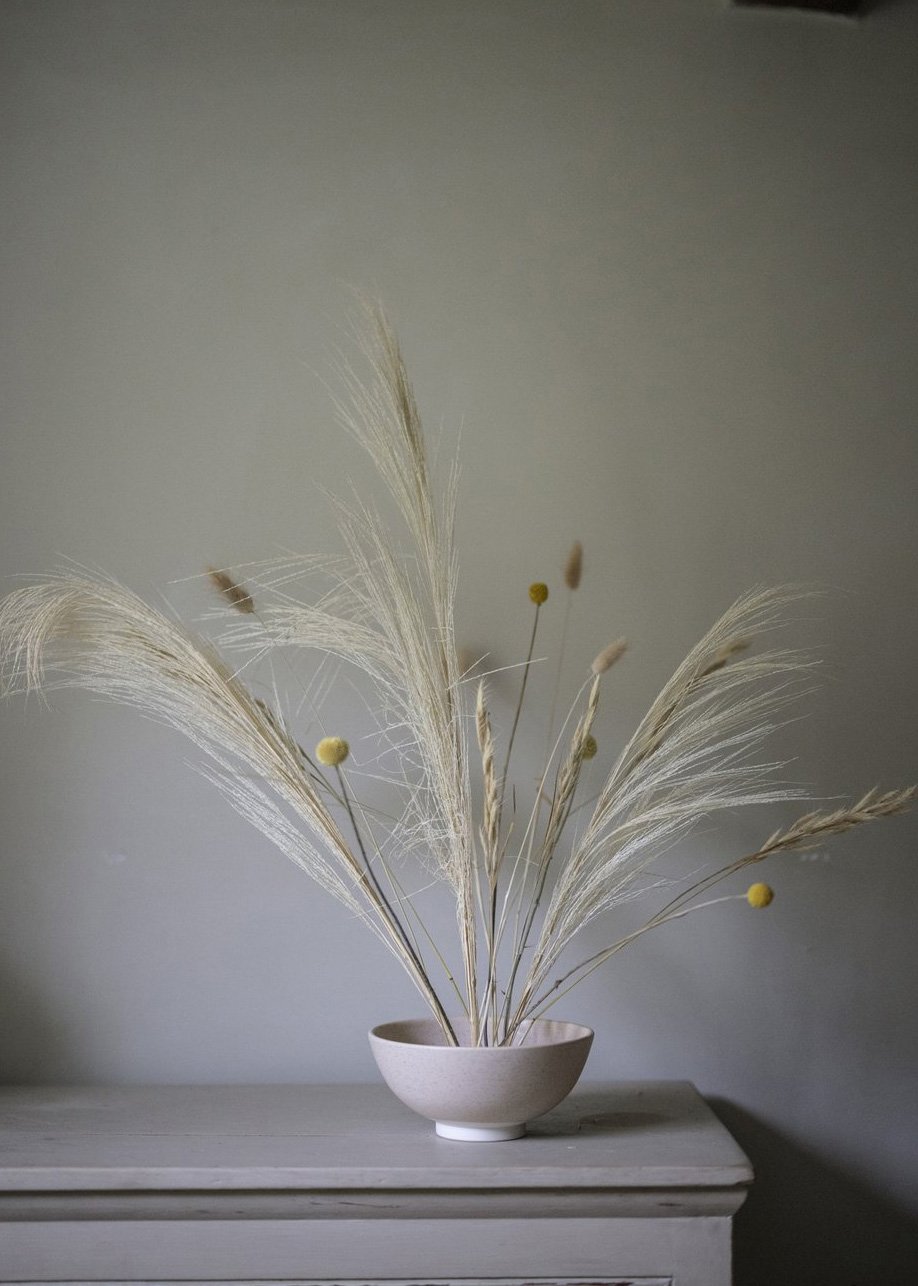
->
[746, 882, 774, 909]
[529, 582, 549, 605]
[316, 736, 350, 767]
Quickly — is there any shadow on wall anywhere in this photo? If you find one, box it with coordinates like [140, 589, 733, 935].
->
[710, 1099, 918, 1286]
[0, 954, 76, 1084]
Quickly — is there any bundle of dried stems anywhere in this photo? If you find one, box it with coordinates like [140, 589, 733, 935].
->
[0, 306, 913, 1047]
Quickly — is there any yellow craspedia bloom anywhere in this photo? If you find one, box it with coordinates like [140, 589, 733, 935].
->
[529, 582, 549, 605]
[316, 736, 350, 767]
[746, 882, 774, 909]
[582, 734, 598, 760]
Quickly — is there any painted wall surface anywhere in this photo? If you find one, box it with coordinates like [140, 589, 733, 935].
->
[1, 2, 916, 1281]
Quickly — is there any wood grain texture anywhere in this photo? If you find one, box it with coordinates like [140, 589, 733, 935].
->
[0, 1082, 752, 1192]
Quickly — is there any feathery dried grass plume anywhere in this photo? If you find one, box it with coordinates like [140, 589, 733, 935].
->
[0, 306, 914, 1049]
[512, 784, 916, 1030]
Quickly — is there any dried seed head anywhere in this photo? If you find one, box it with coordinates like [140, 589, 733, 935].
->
[316, 736, 350, 766]
[703, 638, 750, 677]
[208, 567, 255, 614]
[529, 582, 549, 605]
[591, 637, 627, 675]
[564, 541, 583, 590]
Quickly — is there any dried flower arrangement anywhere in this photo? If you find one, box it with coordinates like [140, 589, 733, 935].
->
[0, 306, 913, 1050]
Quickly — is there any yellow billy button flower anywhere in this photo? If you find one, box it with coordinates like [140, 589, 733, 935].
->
[582, 734, 598, 760]
[529, 582, 549, 605]
[316, 736, 350, 767]
[746, 882, 774, 909]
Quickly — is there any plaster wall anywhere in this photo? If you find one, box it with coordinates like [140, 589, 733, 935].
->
[1, 3, 917, 1281]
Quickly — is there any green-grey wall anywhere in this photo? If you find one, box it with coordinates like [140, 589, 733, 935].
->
[2, 3, 916, 1281]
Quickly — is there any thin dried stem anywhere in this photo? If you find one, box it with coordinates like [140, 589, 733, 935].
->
[338, 764, 459, 1045]
[500, 674, 601, 1038]
[500, 601, 542, 800]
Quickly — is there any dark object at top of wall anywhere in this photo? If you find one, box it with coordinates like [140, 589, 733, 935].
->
[734, 0, 861, 13]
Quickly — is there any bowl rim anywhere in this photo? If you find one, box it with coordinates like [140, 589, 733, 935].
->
[369, 1016, 594, 1050]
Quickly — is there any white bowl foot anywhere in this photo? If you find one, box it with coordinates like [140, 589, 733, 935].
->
[435, 1121, 525, 1141]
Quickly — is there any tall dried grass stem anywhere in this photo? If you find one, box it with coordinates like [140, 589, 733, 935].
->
[500, 600, 542, 802]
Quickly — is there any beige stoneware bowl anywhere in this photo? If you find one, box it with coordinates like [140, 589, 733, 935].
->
[369, 1017, 594, 1141]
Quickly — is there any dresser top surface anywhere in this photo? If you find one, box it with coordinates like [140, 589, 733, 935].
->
[0, 1080, 752, 1192]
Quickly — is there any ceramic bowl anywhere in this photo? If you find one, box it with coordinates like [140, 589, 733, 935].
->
[369, 1017, 593, 1141]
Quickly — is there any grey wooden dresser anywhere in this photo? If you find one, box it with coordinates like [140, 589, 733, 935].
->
[0, 1081, 752, 1285]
